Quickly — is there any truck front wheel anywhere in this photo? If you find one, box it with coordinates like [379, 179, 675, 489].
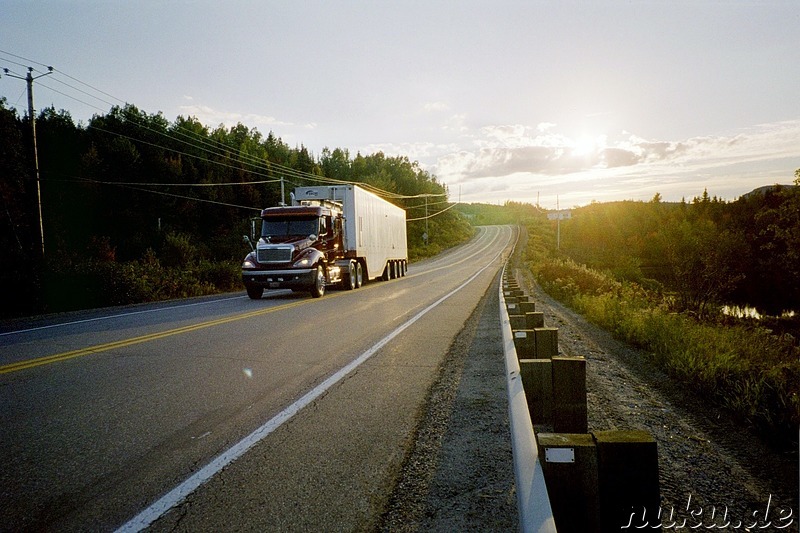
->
[311, 265, 326, 298]
[246, 285, 264, 300]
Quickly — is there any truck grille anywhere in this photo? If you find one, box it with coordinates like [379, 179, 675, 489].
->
[257, 247, 292, 263]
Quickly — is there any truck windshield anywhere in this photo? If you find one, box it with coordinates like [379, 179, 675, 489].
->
[262, 217, 319, 238]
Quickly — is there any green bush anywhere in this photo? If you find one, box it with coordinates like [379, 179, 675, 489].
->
[533, 254, 800, 447]
[39, 251, 237, 314]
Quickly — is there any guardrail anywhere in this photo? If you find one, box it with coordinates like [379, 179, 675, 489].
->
[500, 264, 660, 533]
[500, 265, 558, 533]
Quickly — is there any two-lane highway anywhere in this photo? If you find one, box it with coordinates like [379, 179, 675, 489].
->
[0, 225, 515, 531]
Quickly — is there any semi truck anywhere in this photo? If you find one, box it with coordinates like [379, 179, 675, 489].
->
[242, 184, 408, 299]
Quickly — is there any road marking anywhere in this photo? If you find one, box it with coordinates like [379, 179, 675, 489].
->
[115, 229, 510, 533]
[0, 299, 310, 375]
[0, 295, 249, 337]
[1, 226, 507, 376]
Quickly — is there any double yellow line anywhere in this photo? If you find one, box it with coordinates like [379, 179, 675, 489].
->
[0, 299, 311, 375]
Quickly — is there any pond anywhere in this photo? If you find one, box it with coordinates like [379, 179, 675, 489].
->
[721, 305, 796, 320]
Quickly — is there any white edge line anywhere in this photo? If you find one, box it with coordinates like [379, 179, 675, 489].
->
[115, 230, 509, 533]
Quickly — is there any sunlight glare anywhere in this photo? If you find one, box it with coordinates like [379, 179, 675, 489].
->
[571, 135, 596, 157]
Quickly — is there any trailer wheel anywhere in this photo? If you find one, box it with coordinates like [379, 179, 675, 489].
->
[311, 265, 326, 298]
[344, 261, 357, 290]
[246, 286, 263, 300]
[355, 261, 363, 288]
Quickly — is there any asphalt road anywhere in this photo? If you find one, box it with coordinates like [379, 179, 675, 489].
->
[0, 225, 515, 532]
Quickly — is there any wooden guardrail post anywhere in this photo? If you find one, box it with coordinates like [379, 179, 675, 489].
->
[525, 311, 545, 329]
[533, 327, 559, 359]
[593, 430, 660, 531]
[551, 356, 587, 433]
[513, 330, 536, 359]
[537, 432, 601, 532]
[509, 314, 526, 330]
[519, 359, 552, 425]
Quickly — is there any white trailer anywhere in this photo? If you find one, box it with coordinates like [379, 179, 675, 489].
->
[293, 185, 408, 281]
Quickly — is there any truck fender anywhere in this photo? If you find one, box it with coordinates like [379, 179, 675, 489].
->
[296, 248, 326, 269]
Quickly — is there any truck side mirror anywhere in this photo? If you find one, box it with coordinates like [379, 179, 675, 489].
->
[243, 235, 254, 251]
[250, 218, 259, 242]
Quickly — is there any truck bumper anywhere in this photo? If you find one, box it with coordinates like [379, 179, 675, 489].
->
[242, 268, 315, 291]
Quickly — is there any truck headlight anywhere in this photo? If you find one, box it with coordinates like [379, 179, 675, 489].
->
[293, 257, 311, 267]
[242, 255, 257, 269]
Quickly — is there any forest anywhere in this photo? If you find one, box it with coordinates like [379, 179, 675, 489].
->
[457, 188, 800, 445]
[557, 184, 800, 318]
[502, 184, 800, 446]
[0, 99, 472, 317]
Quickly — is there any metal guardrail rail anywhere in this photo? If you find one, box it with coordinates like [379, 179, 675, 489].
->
[500, 264, 558, 533]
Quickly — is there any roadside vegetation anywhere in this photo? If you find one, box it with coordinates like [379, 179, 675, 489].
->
[0, 99, 471, 317]
[485, 182, 800, 448]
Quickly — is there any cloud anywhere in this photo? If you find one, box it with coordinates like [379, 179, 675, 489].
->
[441, 113, 468, 132]
[360, 141, 461, 162]
[432, 119, 800, 205]
[423, 101, 450, 112]
[178, 104, 294, 130]
[600, 147, 639, 168]
[442, 120, 800, 181]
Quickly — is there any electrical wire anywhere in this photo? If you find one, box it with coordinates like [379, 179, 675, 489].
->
[108, 183, 262, 212]
[2, 50, 454, 208]
[0, 49, 51, 69]
[406, 202, 460, 221]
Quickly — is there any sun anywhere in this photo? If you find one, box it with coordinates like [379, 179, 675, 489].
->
[571, 135, 597, 157]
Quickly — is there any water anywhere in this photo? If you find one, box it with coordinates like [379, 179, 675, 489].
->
[721, 305, 796, 320]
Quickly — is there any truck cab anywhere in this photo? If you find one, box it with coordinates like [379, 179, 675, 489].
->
[242, 205, 348, 299]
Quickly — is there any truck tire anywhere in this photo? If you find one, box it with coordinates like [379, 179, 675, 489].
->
[355, 261, 363, 288]
[246, 286, 264, 299]
[344, 261, 357, 290]
[310, 265, 326, 298]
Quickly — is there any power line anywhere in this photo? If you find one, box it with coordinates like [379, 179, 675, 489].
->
[0, 49, 52, 69]
[106, 183, 262, 212]
[2, 50, 452, 209]
[406, 202, 460, 221]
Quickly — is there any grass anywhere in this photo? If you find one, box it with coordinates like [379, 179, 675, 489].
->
[531, 255, 800, 447]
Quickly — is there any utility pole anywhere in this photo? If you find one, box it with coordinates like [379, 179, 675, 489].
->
[424, 195, 429, 246]
[556, 195, 560, 251]
[3, 66, 53, 258]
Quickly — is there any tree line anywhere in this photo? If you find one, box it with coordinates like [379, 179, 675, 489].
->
[556, 183, 800, 318]
[0, 99, 471, 317]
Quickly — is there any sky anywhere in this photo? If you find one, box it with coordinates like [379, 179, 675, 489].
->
[2, 0, 799, 209]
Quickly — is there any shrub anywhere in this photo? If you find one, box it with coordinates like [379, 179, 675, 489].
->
[533, 256, 800, 447]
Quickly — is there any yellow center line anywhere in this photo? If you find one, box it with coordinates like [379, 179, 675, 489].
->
[0, 298, 312, 375]
[2, 227, 502, 376]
